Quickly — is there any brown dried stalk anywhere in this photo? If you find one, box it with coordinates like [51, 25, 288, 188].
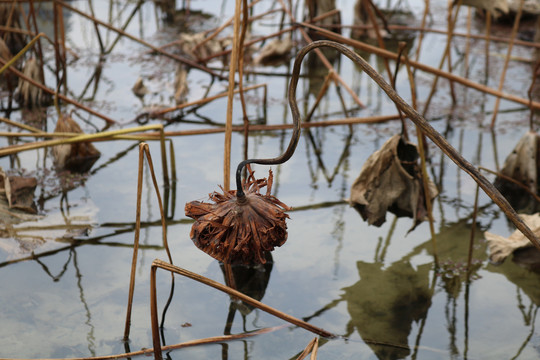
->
[150, 259, 335, 359]
[292, 40, 540, 250]
[123, 143, 174, 341]
[56, 0, 226, 81]
[185, 166, 290, 264]
[490, 0, 525, 127]
[0, 57, 116, 125]
[300, 23, 540, 110]
[296, 337, 319, 360]
[277, 0, 365, 108]
[0, 326, 285, 360]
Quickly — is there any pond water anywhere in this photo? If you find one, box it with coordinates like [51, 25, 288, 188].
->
[1, 0, 540, 359]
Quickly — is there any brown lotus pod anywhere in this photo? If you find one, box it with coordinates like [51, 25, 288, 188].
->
[185, 166, 291, 265]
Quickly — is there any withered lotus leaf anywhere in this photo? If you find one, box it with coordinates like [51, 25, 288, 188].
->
[52, 115, 101, 173]
[485, 213, 540, 264]
[185, 167, 291, 265]
[349, 134, 438, 231]
[494, 131, 540, 213]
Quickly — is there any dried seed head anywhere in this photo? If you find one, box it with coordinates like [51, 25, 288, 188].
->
[185, 167, 291, 265]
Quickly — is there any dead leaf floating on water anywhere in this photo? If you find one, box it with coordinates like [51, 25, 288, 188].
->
[14, 58, 51, 108]
[485, 213, 540, 263]
[131, 77, 149, 98]
[0, 167, 38, 215]
[185, 167, 290, 265]
[52, 115, 101, 173]
[349, 134, 438, 231]
[494, 131, 540, 213]
[254, 38, 293, 66]
[459, 0, 540, 17]
[178, 32, 225, 61]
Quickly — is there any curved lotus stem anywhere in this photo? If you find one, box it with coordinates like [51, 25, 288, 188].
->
[236, 39, 540, 249]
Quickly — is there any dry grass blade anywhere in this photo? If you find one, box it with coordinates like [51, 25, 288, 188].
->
[0, 325, 286, 360]
[124, 143, 174, 341]
[0, 124, 169, 185]
[223, 0, 243, 191]
[296, 337, 319, 360]
[150, 259, 335, 359]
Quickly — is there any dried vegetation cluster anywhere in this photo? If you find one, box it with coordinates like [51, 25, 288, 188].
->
[2, 0, 540, 358]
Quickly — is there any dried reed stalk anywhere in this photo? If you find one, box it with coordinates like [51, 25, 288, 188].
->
[333, 23, 540, 49]
[149, 83, 266, 117]
[0, 326, 285, 360]
[277, 0, 365, 108]
[198, 9, 341, 64]
[123, 143, 174, 340]
[191, 0, 262, 54]
[0, 57, 116, 125]
[490, 0, 525, 127]
[0, 32, 43, 77]
[300, 23, 540, 110]
[402, 48, 438, 263]
[0, 124, 169, 186]
[55, 1, 226, 80]
[150, 259, 335, 359]
[296, 337, 319, 360]
[1, 114, 403, 140]
[421, 0, 461, 115]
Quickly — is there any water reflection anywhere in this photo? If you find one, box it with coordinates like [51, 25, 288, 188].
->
[219, 253, 273, 360]
[343, 260, 432, 360]
[220, 252, 274, 331]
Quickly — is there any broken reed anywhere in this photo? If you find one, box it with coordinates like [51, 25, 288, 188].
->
[124, 143, 174, 341]
[150, 259, 334, 359]
[0, 124, 172, 187]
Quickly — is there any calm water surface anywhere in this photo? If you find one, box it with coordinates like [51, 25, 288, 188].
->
[1, 0, 540, 359]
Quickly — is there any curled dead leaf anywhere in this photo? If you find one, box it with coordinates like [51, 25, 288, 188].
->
[14, 58, 51, 108]
[494, 131, 540, 213]
[349, 134, 438, 231]
[254, 38, 293, 66]
[0, 167, 37, 215]
[52, 115, 101, 173]
[178, 32, 225, 61]
[132, 77, 149, 98]
[485, 213, 540, 263]
[185, 166, 290, 265]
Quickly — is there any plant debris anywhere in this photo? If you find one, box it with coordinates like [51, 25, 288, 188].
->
[494, 131, 540, 213]
[14, 58, 50, 108]
[254, 38, 293, 66]
[349, 134, 438, 231]
[485, 213, 540, 264]
[132, 77, 150, 98]
[52, 114, 101, 173]
[0, 167, 37, 215]
[185, 166, 290, 265]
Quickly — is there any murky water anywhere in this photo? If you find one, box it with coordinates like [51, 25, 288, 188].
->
[1, 0, 540, 359]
